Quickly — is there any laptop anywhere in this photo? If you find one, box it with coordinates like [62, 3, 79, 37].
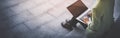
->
[67, 0, 92, 25]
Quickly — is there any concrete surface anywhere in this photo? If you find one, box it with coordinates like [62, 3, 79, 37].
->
[0, 0, 87, 38]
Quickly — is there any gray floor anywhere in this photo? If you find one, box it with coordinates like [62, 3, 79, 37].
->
[104, 16, 120, 38]
[0, 0, 86, 38]
[104, 0, 120, 38]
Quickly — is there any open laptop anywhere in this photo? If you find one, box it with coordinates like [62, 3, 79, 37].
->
[67, 0, 92, 25]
